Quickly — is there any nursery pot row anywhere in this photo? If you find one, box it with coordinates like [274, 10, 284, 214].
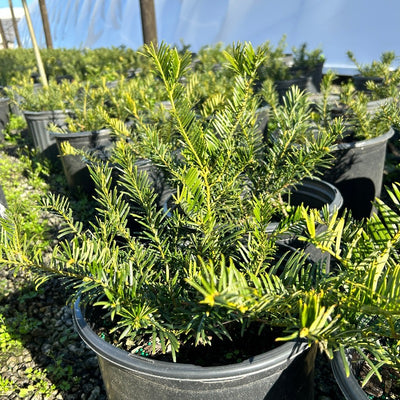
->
[23, 111, 115, 194]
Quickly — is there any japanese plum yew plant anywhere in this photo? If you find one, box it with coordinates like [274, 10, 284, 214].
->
[346, 50, 397, 79]
[292, 42, 325, 73]
[287, 184, 400, 385]
[309, 71, 399, 141]
[0, 42, 343, 362]
[4, 77, 79, 113]
[204, 182, 400, 384]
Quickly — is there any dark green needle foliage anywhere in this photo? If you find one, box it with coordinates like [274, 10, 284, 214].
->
[0, 42, 343, 362]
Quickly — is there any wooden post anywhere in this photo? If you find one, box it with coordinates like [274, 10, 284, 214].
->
[0, 19, 8, 49]
[22, 0, 48, 86]
[38, 0, 52, 49]
[9, 0, 22, 47]
[139, 0, 157, 46]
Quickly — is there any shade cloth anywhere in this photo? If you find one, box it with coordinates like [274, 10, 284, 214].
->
[17, 0, 400, 73]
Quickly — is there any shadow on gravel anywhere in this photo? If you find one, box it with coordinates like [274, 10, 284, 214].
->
[0, 271, 107, 399]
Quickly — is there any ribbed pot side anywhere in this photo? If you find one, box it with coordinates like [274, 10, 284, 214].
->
[73, 301, 317, 400]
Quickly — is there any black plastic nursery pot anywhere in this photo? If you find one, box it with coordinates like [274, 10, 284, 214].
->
[23, 110, 69, 163]
[291, 62, 324, 93]
[322, 128, 394, 220]
[275, 76, 308, 103]
[268, 177, 343, 266]
[266, 177, 343, 233]
[331, 351, 368, 400]
[306, 62, 324, 93]
[288, 177, 343, 214]
[73, 301, 317, 400]
[352, 75, 384, 93]
[50, 128, 114, 192]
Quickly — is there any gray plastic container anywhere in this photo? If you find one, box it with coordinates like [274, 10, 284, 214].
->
[23, 110, 69, 163]
[50, 128, 113, 191]
[322, 129, 394, 219]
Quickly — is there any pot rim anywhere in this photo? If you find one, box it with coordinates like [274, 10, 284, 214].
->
[331, 350, 369, 400]
[73, 300, 308, 382]
[265, 177, 343, 232]
[48, 127, 112, 139]
[23, 109, 69, 117]
[332, 127, 394, 151]
[290, 176, 343, 213]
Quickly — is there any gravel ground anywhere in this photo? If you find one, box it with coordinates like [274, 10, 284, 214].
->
[0, 137, 108, 399]
[0, 268, 107, 399]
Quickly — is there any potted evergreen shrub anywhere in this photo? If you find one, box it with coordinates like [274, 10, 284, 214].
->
[258, 60, 308, 104]
[346, 50, 400, 136]
[48, 79, 116, 191]
[291, 43, 325, 93]
[209, 181, 400, 399]
[256, 39, 325, 102]
[346, 50, 398, 93]
[0, 42, 344, 399]
[255, 39, 308, 103]
[50, 72, 170, 192]
[291, 184, 400, 400]
[5, 78, 78, 163]
[310, 72, 398, 219]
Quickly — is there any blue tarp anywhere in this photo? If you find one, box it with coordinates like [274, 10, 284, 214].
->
[0, 0, 33, 7]
[17, 0, 400, 74]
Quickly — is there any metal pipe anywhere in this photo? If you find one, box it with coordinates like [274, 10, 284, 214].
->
[0, 19, 8, 49]
[139, 0, 157, 46]
[21, 0, 48, 86]
[9, 0, 22, 47]
[38, 0, 52, 49]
